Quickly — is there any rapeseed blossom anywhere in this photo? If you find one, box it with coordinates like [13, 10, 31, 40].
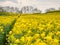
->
[7, 15, 60, 45]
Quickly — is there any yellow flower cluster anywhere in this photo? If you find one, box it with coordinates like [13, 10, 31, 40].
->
[0, 24, 4, 45]
[7, 15, 60, 45]
[0, 26, 4, 34]
[0, 16, 18, 25]
[0, 16, 18, 45]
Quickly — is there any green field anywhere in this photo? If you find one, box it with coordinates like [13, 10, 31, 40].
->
[0, 12, 60, 45]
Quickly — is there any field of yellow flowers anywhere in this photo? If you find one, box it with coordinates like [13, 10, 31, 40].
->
[6, 14, 60, 45]
[0, 16, 18, 45]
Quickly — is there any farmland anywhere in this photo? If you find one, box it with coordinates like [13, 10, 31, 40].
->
[0, 12, 60, 45]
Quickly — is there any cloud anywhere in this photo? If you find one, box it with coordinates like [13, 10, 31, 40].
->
[0, 0, 17, 3]
[0, 1, 18, 7]
[8, 0, 17, 3]
[17, 0, 38, 7]
[0, 0, 60, 12]
[0, 0, 6, 1]
[17, 0, 60, 10]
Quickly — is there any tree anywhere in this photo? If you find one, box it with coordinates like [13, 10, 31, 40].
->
[32, 8, 41, 13]
[0, 6, 4, 12]
[21, 6, 41, 14]
[59, 7, 60, 10]
[5, 6, 11, 12]
[21, 6, 34, 14]
[15, 7, 19, 13]
[45, 8, 55, 13]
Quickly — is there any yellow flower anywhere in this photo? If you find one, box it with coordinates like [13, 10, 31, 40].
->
[10, 35, 16, 42]
[38, 27, 44, 31]
[31, 43, 34, 45]
[34, 39, 40, 45]
[6, 14, 60, 45]
[20, 36, 25, 42]
[28, 30, 32, 34]
[9, 31, 12, 35]
[56, 31, 60, 36]
[16, 31, 21, 34]
[39, 42, 46, 45]
[10, 43, 13, 45]
[45, 36, 52, 43]
[26, 36, 33, 42]
[48, 32, 53, 36]
[47, 24, 53, 30]
[41, 32, 45, 38]
[34, 34, 40, 39]
[0, 29, 3, 32]
[53, 39, 59, 45]
[15, 39, 20, 43]
[13, 44, 17, 45]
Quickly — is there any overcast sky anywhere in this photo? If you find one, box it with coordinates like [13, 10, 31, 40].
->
[0, 0, 60, 12]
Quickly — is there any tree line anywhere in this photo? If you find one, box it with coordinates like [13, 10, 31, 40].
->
[0, 6, 60, 14]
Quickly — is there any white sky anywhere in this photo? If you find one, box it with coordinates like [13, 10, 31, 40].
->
[0, 0, 60, 12]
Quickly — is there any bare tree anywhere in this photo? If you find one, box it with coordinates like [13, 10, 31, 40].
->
[45, 8, 55, 13]
[10, 7, 14, 12]
[32, 8, 41, 13]
[5, 6, 10, 12]
[15, 7, 19, 13]
[21, 6, 34, 14]
[0, 6, 4, 12]
[59, 7, 60, 10]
